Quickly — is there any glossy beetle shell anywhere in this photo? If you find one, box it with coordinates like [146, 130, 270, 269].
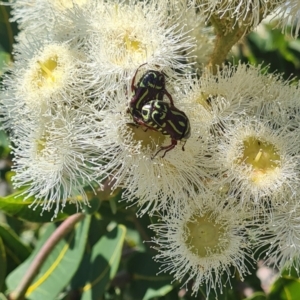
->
[141, 100, 191, 141]
[128, 64, 174, 122]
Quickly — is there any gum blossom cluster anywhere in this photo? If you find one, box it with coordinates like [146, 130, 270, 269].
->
[1, 0, 300, 297]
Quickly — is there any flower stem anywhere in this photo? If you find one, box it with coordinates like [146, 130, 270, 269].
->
[207, 14, 250, 74]
[8, 213, 85, 300]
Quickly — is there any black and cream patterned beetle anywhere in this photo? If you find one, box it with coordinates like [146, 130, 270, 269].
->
[140, 100, 191, 158]
[128, 63, 174, 123]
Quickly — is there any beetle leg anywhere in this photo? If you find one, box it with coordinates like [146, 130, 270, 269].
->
[181, 140, 187, 151]
[126, 122, 139, 128]
[133, 116, 157, 132]
[152, 139, 177, 159]
[157, 91, 164, 101]
[161, 143, 176, 158]
[131, 62, 148, 92]
[164, 89, 175, 106]
[127, 122, 150, 133]
[133, 116, 147, 126]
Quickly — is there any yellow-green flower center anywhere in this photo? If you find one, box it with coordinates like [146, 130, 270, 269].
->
[127, 123, 166, 151]
[124, 33, 143, 53]
[36, 56, 59, 87]
[238, 137, 280, 182]
[109, 30, 146, 65]
[195, 92, 212, 111]
[185, 214, 227, 257]
[36, 137, 47, 154]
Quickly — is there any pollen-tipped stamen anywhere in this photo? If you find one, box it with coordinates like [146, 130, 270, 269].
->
[37, 56, 58, 85]
[254, 149, 263, 162]
[239, 137, 281, 182]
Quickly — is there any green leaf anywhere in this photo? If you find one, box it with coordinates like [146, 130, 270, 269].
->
[125, 226, 146, 252]
[0, 130, 9, 149]
[127, 252, 174, 300]
[244, 292, 267, 300]
[6, 215, 91, 300]
[0, 190, 79, 222]
[0, 223, 31, 273]
[0, 130, 10, 158]
[72, 224, 126, 300]
[289, 40, 300, 52]
[0, 293, 7, 300]
[0, 1, 18, 55]
[0, 48, 10, 76]
[232, 23, 300, 80]
[0, 237, 6, 291]
[83, 195, 101, 215]
[269, 274, 300, 300]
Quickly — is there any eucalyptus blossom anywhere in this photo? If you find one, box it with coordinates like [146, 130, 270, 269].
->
[150, 196, 254, 296]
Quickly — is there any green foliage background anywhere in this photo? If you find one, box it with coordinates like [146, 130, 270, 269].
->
[1, 4, 300, 300]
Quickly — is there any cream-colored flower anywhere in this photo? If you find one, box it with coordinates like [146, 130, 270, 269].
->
[192, 63, 300, 134]
[1, 41, 86, 123]
[180, 63, 265, 131]
[194, 0, 283, 28]
[10, 0, 91, 35]
[11, 107, 101, 219]
[91, 85, 214, 216]
[173, 1, 215, 68]
[255, 198, 300, 272]
[252, 78, 300, 131]
[276, 0, 300, 38]
[213, 118, 300, 205]
[81, 0, 195, 92]
[150, 196, 254, 296]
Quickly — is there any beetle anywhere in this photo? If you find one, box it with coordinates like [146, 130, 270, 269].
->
[139, 100, 191, 158]
[128, 63, 174, 123]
